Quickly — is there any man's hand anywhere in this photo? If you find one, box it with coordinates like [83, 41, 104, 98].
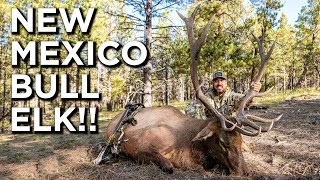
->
[251, 82, 262, 92]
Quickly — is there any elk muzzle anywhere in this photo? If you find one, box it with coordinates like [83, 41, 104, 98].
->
[226, 148, 249, 176]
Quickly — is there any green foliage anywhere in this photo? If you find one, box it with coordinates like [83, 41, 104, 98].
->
[251, 0, 283, 28]
[295, 0, 320, 70]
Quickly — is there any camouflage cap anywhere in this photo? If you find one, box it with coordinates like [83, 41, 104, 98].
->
[212, 71, 227, 81]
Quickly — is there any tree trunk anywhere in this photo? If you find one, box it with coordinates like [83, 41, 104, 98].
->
[178, 75, 185, 102]
[143, 0, 153, 107]
[233, 77, 238, 92]
[106, 69, 112, 111]
[38, 65, 42, 108]
[126, 69, 133, 104]
[162, 58, 169, 105]
[98, 63, 103, 108]
[24, 62, 28, 107]
[251, 48, 258, 82]
[304, 76, 307, 88]
[274, 76, 277, 94]
[283, 67, 286, 91]
[264, 74, 268, 91]
[189, 78, 193, 99]
[2, 70, 5, 113]
[295, 64, 307, 88]
[185, 76, 189, 101]
[76, 66, 80, 106]
[164, 68, 169, 105]
[1, 50, 5, 132]
[0, 43, 2, 115]
[50, 68, 55, 110]
[313, 70, 317, 88]
[315, 65, 320, 80]
[62, 69, 66, 109]
[317, 73, 320, 88]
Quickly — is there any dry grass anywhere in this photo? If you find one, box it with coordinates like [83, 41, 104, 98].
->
[253, 87, 320, 105]
[0, 95, 319, 179]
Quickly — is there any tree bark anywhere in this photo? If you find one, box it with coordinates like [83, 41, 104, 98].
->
[143, 0, 153, 107]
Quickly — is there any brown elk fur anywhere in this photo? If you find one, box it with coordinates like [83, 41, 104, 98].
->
[104, 106, 248, 175]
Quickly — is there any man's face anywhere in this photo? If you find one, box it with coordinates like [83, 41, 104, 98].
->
[213, 78, 227, 94]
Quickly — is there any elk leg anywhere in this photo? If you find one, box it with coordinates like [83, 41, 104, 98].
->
[136, 151, 173, 173]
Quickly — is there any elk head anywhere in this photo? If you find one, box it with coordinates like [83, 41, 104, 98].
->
[177, 5, 282, 136]
[192, 119, 249, 175]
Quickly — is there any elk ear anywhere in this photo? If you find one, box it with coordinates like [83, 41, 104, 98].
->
[192, 122, 217, 141]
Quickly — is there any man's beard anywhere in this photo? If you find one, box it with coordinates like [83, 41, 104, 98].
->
[214, 86, 226, 95]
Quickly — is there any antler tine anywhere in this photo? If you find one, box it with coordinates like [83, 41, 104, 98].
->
[177, 5, 200, 22]
[191, 5, 201, 21]
[177, 5, 201, 46]
[197, 14, 216, 48]
[261, 121, 274, 132]
[255, 86, 273, 97]
[176, 11, 187, 22]
[255, 40, 276, 82]
[246, 114, 283, 123]
[234, 122, 273, 135]
[178, 5, 238, 131]
[234, 120, 274, 135]
[235, 126, 261, 136]
[252, 33, 265, 61]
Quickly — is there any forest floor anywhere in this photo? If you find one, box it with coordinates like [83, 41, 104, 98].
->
[0, 93, 319, 179]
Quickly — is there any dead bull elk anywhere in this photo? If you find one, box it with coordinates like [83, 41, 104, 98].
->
[104, 5, 282, 175]
[105, 107, 248, 175]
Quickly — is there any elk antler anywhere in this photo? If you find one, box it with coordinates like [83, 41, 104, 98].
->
[234, 34, 283, 135]
[177, 5, 282, 136]
[177, 5, 237, 131]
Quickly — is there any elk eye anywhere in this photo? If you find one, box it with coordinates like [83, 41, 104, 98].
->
[219, 140, 226, 148]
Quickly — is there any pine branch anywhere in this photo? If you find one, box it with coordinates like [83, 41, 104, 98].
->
[154, 2, 181, 13]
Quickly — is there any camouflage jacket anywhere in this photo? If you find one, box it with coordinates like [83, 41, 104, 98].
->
[185, 88, 245, 119]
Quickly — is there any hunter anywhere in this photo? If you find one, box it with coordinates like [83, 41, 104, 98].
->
[185, 71, 262, 119]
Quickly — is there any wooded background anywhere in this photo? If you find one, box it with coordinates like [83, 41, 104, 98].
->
[0, 0, 319, 130]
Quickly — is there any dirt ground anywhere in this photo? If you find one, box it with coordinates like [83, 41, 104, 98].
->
[0, 95, 319, 180]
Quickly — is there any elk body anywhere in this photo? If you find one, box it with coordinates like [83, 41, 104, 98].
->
[104, 106, 248, 175]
